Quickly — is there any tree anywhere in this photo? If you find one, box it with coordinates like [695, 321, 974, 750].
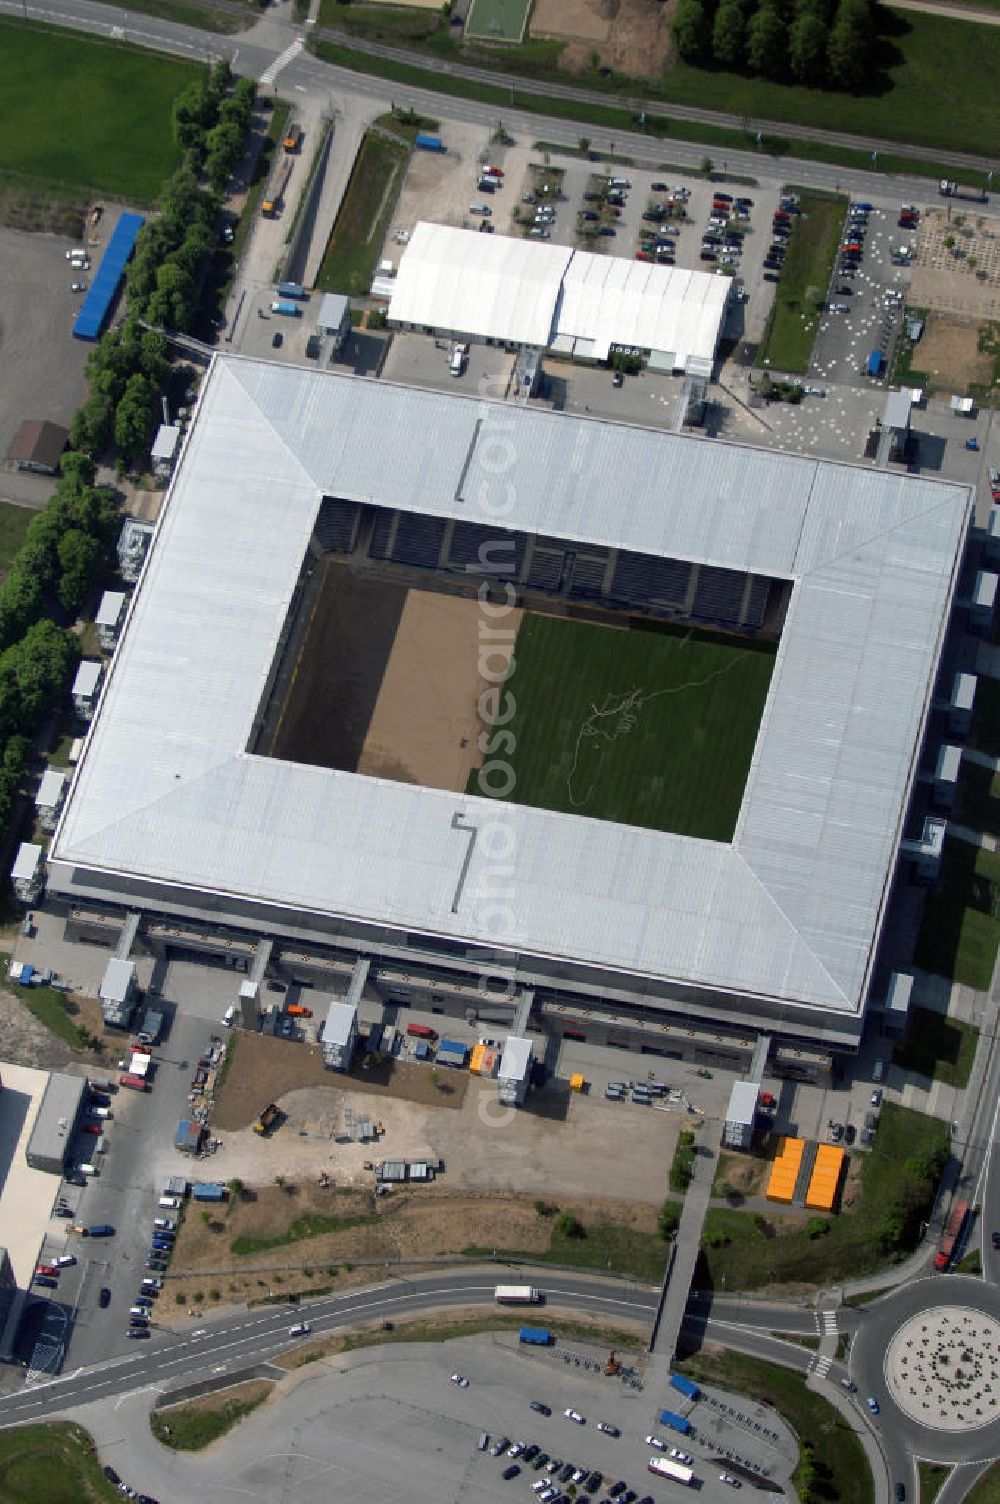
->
[171, 80, 213, 151]
[827, 0, 871, 90]
[556, 1212, 585, 1239]
[70, 393, 114, 457]
[789, 6, 829, 83]
[57, 529, 103, 612]
[672, 0, 712, 63]
[747, 3, 787, 76]
[58, 450, 96, 490]
[712, 0, 746, 68]
[114, 373, 156, 466]
[578, 136, 591, 155]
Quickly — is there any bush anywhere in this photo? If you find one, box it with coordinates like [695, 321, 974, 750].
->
[670, 1131, 697, 1194]
[658, 1201, 681, 1240]
[556, 1212, 585, 1239]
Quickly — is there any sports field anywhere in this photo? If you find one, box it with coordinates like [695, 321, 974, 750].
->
[466, 0, 532, 43]
[0, 20, 196, 201]
[470, 613, 776, 841]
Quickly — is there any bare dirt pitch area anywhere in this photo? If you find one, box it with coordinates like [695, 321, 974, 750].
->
[530, 0, 674, 78]
[270, 563, 518, 792]
[913, 314, 992, 391]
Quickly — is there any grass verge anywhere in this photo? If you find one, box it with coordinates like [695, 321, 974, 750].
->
[315, 129, 407, 295]
[0, 1420, 122, 1502]
[280, 1309, 648, 1371]
[463, 1208, 676, 1282]
[0, 501, 34, 578]
[758, 192, 846, 372]
[675, 1350, 872, 1504]
[892, 1006, 978, 1088]
[964, 1464, 1000, 1504]
[151, 1380, 273, 1450]
[914, 837, 1000, 990]
[918, 1461, 951, 1504]
[699, 1104, 947, 1291]
[1, 956, 93, 1051]
[231, 1209, 376, 1256]
[0, 19, 197, 202]
[87, 0, 250, 31]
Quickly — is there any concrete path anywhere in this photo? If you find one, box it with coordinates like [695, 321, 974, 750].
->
[886, 0, 1000, 24]
[651, 1136, 716, 1362]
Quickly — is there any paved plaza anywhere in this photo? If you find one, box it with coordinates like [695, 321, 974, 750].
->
[886, 1305, 1000, 1432]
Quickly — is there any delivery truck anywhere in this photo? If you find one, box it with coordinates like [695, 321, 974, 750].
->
[271, 300, 301, 318]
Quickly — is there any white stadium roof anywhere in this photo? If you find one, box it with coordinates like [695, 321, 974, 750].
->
[387, 221, 729, 370]
[49, 356, 970, 1026]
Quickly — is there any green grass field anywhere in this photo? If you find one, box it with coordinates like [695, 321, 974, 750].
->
[892, 1006, 978, 1088]
[0, 1421, 121, 1503]
[466, 0, 532, 42]
[0, 502, 34, 578]
[470, 613, 775, 841]
[759, 192, 846, 372]
[316, 130, 407, 295]
[0, 20, 197, 201]
[966, 1464, 1000, 1504]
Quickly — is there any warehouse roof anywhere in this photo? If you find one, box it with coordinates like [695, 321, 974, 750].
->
[49, 356, 970, 1023]
[7, 419, 69, 472]
[387, 222, 728, 368]
[26, 1072, 86, 1167]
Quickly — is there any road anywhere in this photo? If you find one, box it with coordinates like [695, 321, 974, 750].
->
[2, 0, 1000, 209]
[887, 0, 1000, 23]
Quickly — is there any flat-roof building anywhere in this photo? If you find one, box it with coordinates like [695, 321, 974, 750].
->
[11, 842, 44, 904]
[498, 1035, 532, 1107]
[72, 660, 102, 721]
[99, 957, 137, 1028]
[25, 1072, 86, 1174]
[723, 1080, 760, 1150]
[46, 355, 971, 1056]
[321, 999, 357, 1071]
[96, 590, 127, 652]
[34, 769, 67, 833]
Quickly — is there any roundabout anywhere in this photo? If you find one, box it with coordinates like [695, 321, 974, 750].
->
[852, 1275, 1000, 1463]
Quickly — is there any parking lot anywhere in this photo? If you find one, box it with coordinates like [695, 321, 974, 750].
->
[0, 224, 96, 506]
[807, 201, 915, 388]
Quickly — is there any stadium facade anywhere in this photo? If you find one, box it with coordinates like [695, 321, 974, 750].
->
[48, 356, 971, 1056]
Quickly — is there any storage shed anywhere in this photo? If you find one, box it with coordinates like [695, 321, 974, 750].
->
[34, 768, 67, 833]
[722, 1080, 759, 1151]
[933, 743, 962, 810]
[99, 957, 137, 1028]
[949, 671, 977, 734]
[6, 419, 69, 475]
[174, 1118, 204, 1154]
[11, 842, 44, 903]
[95, 590, 127, 651]
[498, 1034, 532, 1107]
[436, 1038, 467, 1068]
[72, 660, 103, 721]
[321, 998, 357, 1070]
[26, 1071, 87, 1174]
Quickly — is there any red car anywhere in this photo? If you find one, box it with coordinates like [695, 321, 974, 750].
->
[81, 1123, 101, 1135]
[35, 1264, 56, 1278]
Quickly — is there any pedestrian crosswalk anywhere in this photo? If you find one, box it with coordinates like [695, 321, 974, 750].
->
[260, 38, 303, 89]
[819, 1310, 838, 1335]
[811, 1354, 834, 1377]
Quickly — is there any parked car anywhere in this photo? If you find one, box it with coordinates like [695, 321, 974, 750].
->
[99, 1287, 112, 1307]
[670, 1449, 693, 1465]
[596, 1423, 619, 1436]
[53, 1254, 76, 1267]
[502, 1465, 521, 1481]
[564, 1409, 585, 1424]
[867, 1396, 880, 1414]
[33, 1274, 57, 1288]
[645, 1435, 666, 1450]
[871, 1089, 883, 1107]
[531, 1401, 552, 1415]
[450, 1373, 469, 1387]
[720, 1475, 741, 1489]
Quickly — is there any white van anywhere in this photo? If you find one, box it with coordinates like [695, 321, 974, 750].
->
[78, 1163, 98, 1177]
[469, 203, 491, 216]
[65, 247, 87, 260]
[158, 1195, 180, 1210]
[450, 349, 465, 377]
[129, 1306, 150, 1320]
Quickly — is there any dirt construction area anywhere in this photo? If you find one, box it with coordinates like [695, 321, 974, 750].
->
[271, 565, 518, 791]
[530, 0, 674, 77]
[911, 208, 1000, 320]
[912, 314, 993, 392]
[205, 1030, 681, 1207]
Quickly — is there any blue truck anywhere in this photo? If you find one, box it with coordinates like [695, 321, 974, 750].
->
[519, 1327, 553, 1346]
[670, 1374, 701, 1401]
[271, 300, 301, 318]
[415, 132, 445, 152]
[659, 1409, 693, 1436]
[276, 281, 308, 300]
[866, 350, 886, 378]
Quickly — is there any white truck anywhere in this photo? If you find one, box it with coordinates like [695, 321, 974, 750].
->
[494, 1284, 540, 1304]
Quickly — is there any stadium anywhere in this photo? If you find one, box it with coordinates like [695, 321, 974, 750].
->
[47, 355, 971, 1061]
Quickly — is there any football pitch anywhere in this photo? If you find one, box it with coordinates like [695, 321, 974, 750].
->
[472, 613, 776, 841]
[465, 0, 532, 42]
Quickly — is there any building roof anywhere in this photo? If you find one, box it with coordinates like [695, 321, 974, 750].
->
[72, 660, 102, 698]
[12, 842, 42, 882]
[49, 356, 970, 1024]
[323, 998, 357, 1047]
[725, 1079, 760, 1126]
[317, 293, 350, 330]
[388, 222, 727, 368]
[499, 1034, 533, 1082]
[35, 769, 66, 810]
[26, 1072, 86, 1164]
[100, 957, 135, 1004]
[151, 425, 180, 462]
[883, 389, 913, 430]
[96, 591, 127, 630]
[73, 211, 145, 341]
[7, 420, 68, 470]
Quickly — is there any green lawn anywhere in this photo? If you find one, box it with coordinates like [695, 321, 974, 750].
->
[893, 1006, 978, 1088]
[86, 0, 250, 31]
[0, 501, 34, 578]
[0, 20, 198, 201]
[914, 838, 1000, 990]
[231, 1208, 376, 1256]
[674, 1351, 873, 1504]
[759, 192, 846, 372]
[700, 1104, 948, 1291]
[151, 1385, 272, 1450]
[470, 614, 775, 840]
[466, 0, 532, 42]
[965, 1463, 1000, 1504]
[918, 1461, 951, 1504]
[315, 130, 407, 295]
[0, 1421, 122, 1503]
